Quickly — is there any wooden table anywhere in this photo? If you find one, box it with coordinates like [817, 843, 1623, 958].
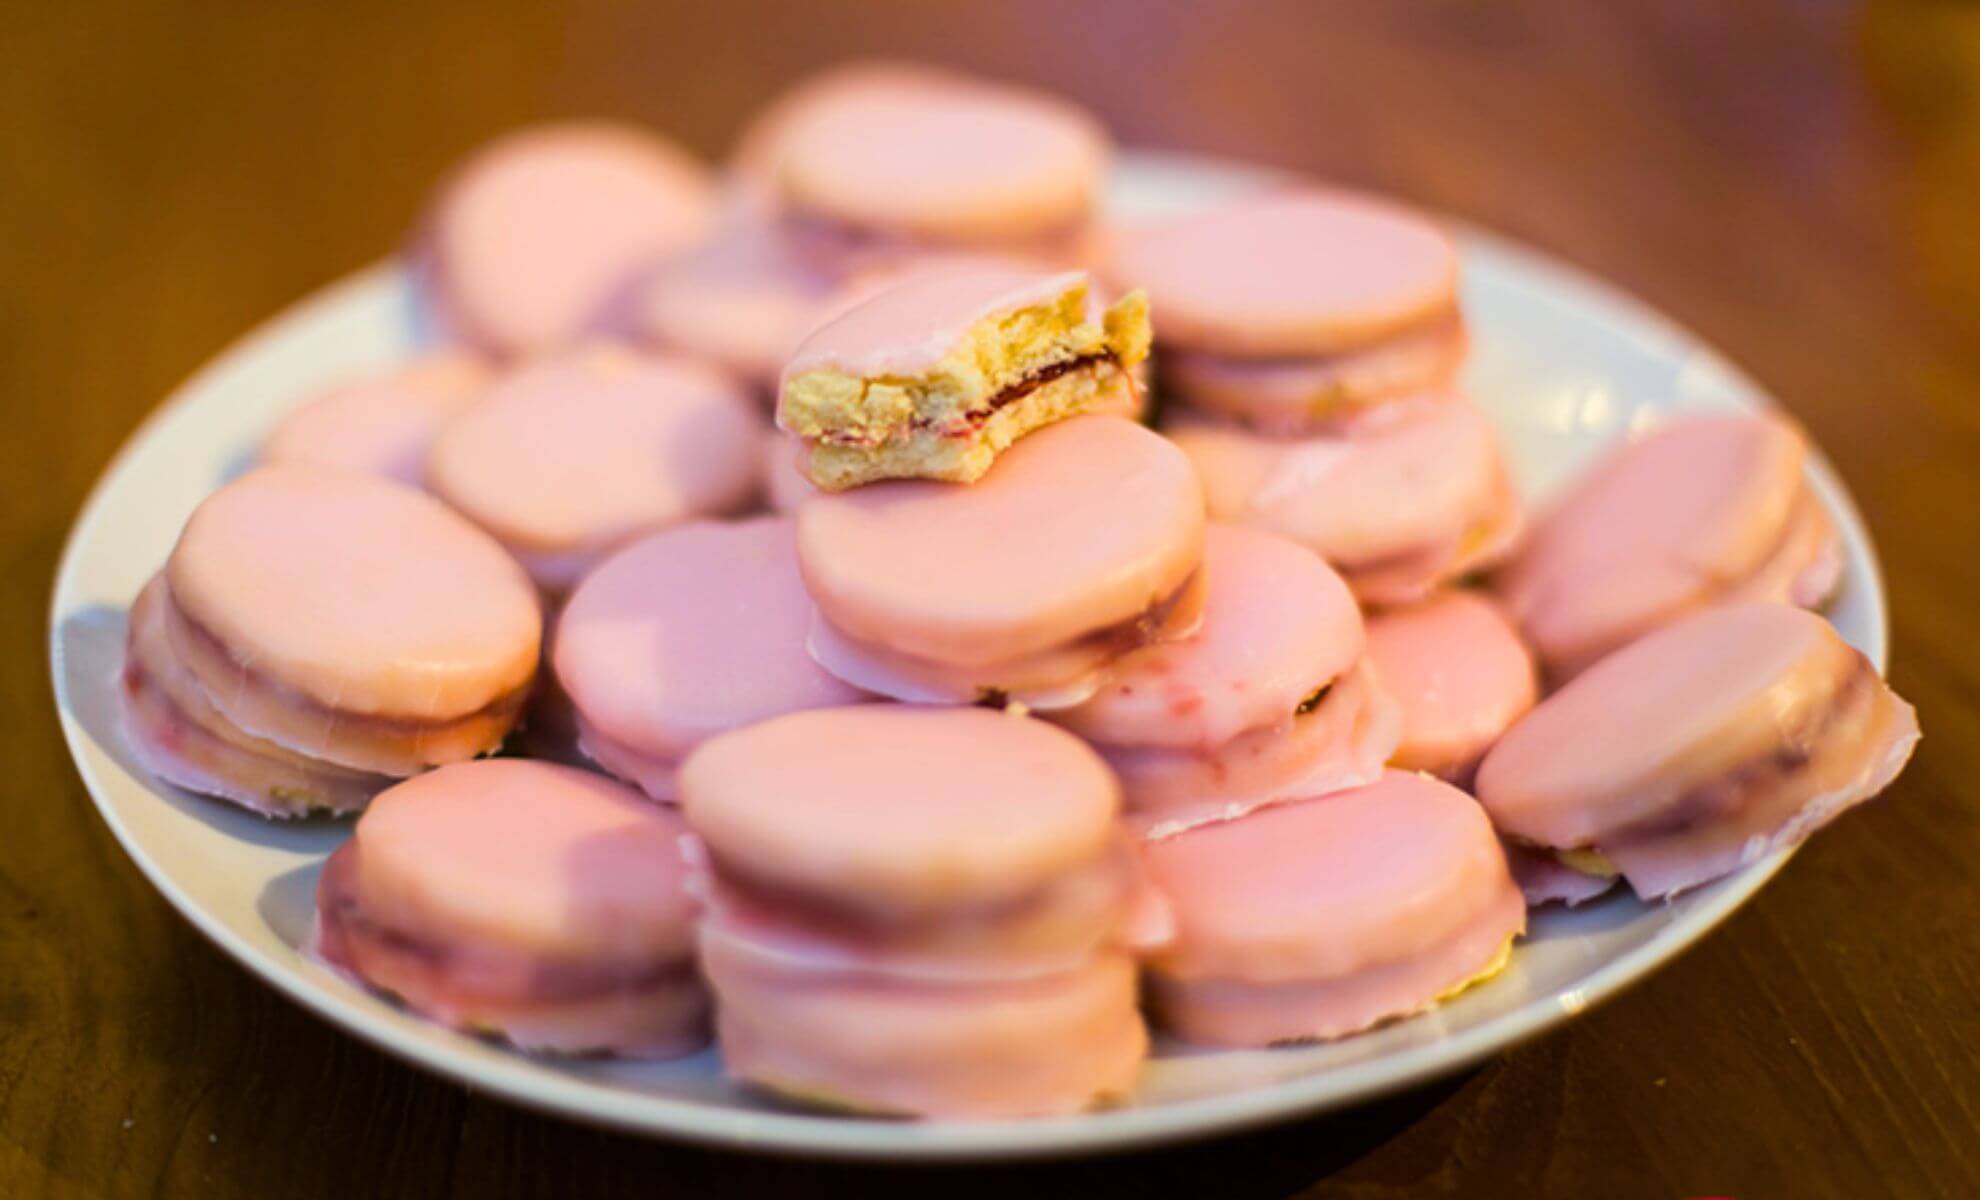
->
[6, 1, 1976, 1195]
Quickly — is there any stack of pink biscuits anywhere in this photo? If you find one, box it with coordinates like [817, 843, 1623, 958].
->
[1110, 189, 1522, 608]
[116, 61, 1919, 1124]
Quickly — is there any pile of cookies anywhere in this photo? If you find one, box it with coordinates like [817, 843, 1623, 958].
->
[120, 61, 1919, 1119]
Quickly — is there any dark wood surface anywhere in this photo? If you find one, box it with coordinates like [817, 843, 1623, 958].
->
[6, 1, 1977, 1196]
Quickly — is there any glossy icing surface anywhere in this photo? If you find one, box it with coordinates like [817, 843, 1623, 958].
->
[798, 416, 1204, 664]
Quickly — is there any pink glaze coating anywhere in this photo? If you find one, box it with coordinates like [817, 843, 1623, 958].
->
[701, 935, 1145, 1117]
[1476, 604, 1920, 899]
[1107, 189, 1459, 357]
[120, 576, 387, 816]
[1143, 771, 1523, 1046]
[1160, 319, 1469, 434]
[797, 416, 1205, 667]
[692, 832, 1167, 985]
[773, 79, 1106, 243]
[1101, 657, 1400, 838]
[421, 122, 716, 357]
[315, 760, 706, 1057]
[552, 517, 870, 801]
[781, 261, 1092, 382]
[1055, 525, 1364, 750]
[729, 60, 983, 200]
[426, 346, 766, 592]
[680, 706, 1120, 918]
[1169, 399, 1520, 605]
[1364, 590, 1537, 785]
[1496, 412, 1841, 681]
[261, 353, 489, 487]
[165, 465, 541, 722]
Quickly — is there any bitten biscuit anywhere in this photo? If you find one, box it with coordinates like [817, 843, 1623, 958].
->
[778, 261, 1150, 488]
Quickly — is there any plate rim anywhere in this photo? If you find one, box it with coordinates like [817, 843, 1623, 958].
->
[48, 151, 1891, 1161]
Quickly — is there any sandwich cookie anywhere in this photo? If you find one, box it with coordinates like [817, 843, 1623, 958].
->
[1363, 590, 1537, 787]
[728, 60, 982, 207]
[768, 74, 1108, 273]
[124, 466, 541, 812]
[1054, 526, 1399, 837]
[778, 260, 1149, 488]
[1143, 770, 1523, 1047]
[1475, 604, 1918, 901]
[261, 353, 488, 487]
[797, 415, 1207, 708]
[427, 346, 765, 593]
[1170, 398, 1521, 607]
[315, 760, 707, 1057]
[1496, 411, 1842, 682]
[415, 122, 715, 358]
[552, 516, 870, 801]
[120, 576, 389, 816]
[1108, 189, 1464, 433]
[680, 706, 1158, 1117]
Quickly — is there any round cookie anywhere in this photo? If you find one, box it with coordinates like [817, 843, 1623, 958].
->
[261, 353, 488, 487]
[1143, 770, 1524, 1047]
[680, 706, 1151, 1116]
[1107, 188, 1460, 358]
[797, 415, 1206, 707]
[1475, 603, 1918, 900]
[1055, 526, 1398, 835]
[121, 575, 389, 817]
[1169, 398, 1520, 607]
[315, 760, 707, 1058]
[1363, 589, 1537, 786]
[1496, 411, 1841, 682]
[426, 346, 766, 592]
[159, 465, 541, 778]
[553, 517, 869, 801]
[418, 122, 716, 357]
[773, 76, 1107, 247]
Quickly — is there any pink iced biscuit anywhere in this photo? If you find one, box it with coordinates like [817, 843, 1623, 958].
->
[161, 466, 541, 780]
[1475, 604, 1919, 901]
[1170, 399, 1521, 607]
[773, 76, 1107, 247]
[1143, 771, 1524, 1047]
[418, 122, 716, 358]
[426, 346, 766, 593]
[261, 353, 489, 487]
[552, 517, 870, 801]
[1496, 411, 1842, 682]
[1107, 188, 1460, 358]
[629, 218, 839, 392]
[680, 706, 1153, 1117]
[1364, 590, 1537, 787]
[1056, 526, 1398, 836]
[315, 760, 708, 1058]
[797, 415, 1206, 708]
[1159, 319, 1469, 435]
[729, 60, 982, 202]
[121, 576, 389, 817]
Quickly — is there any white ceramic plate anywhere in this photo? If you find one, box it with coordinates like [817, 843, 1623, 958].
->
[50, 153, 1888, 1161]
